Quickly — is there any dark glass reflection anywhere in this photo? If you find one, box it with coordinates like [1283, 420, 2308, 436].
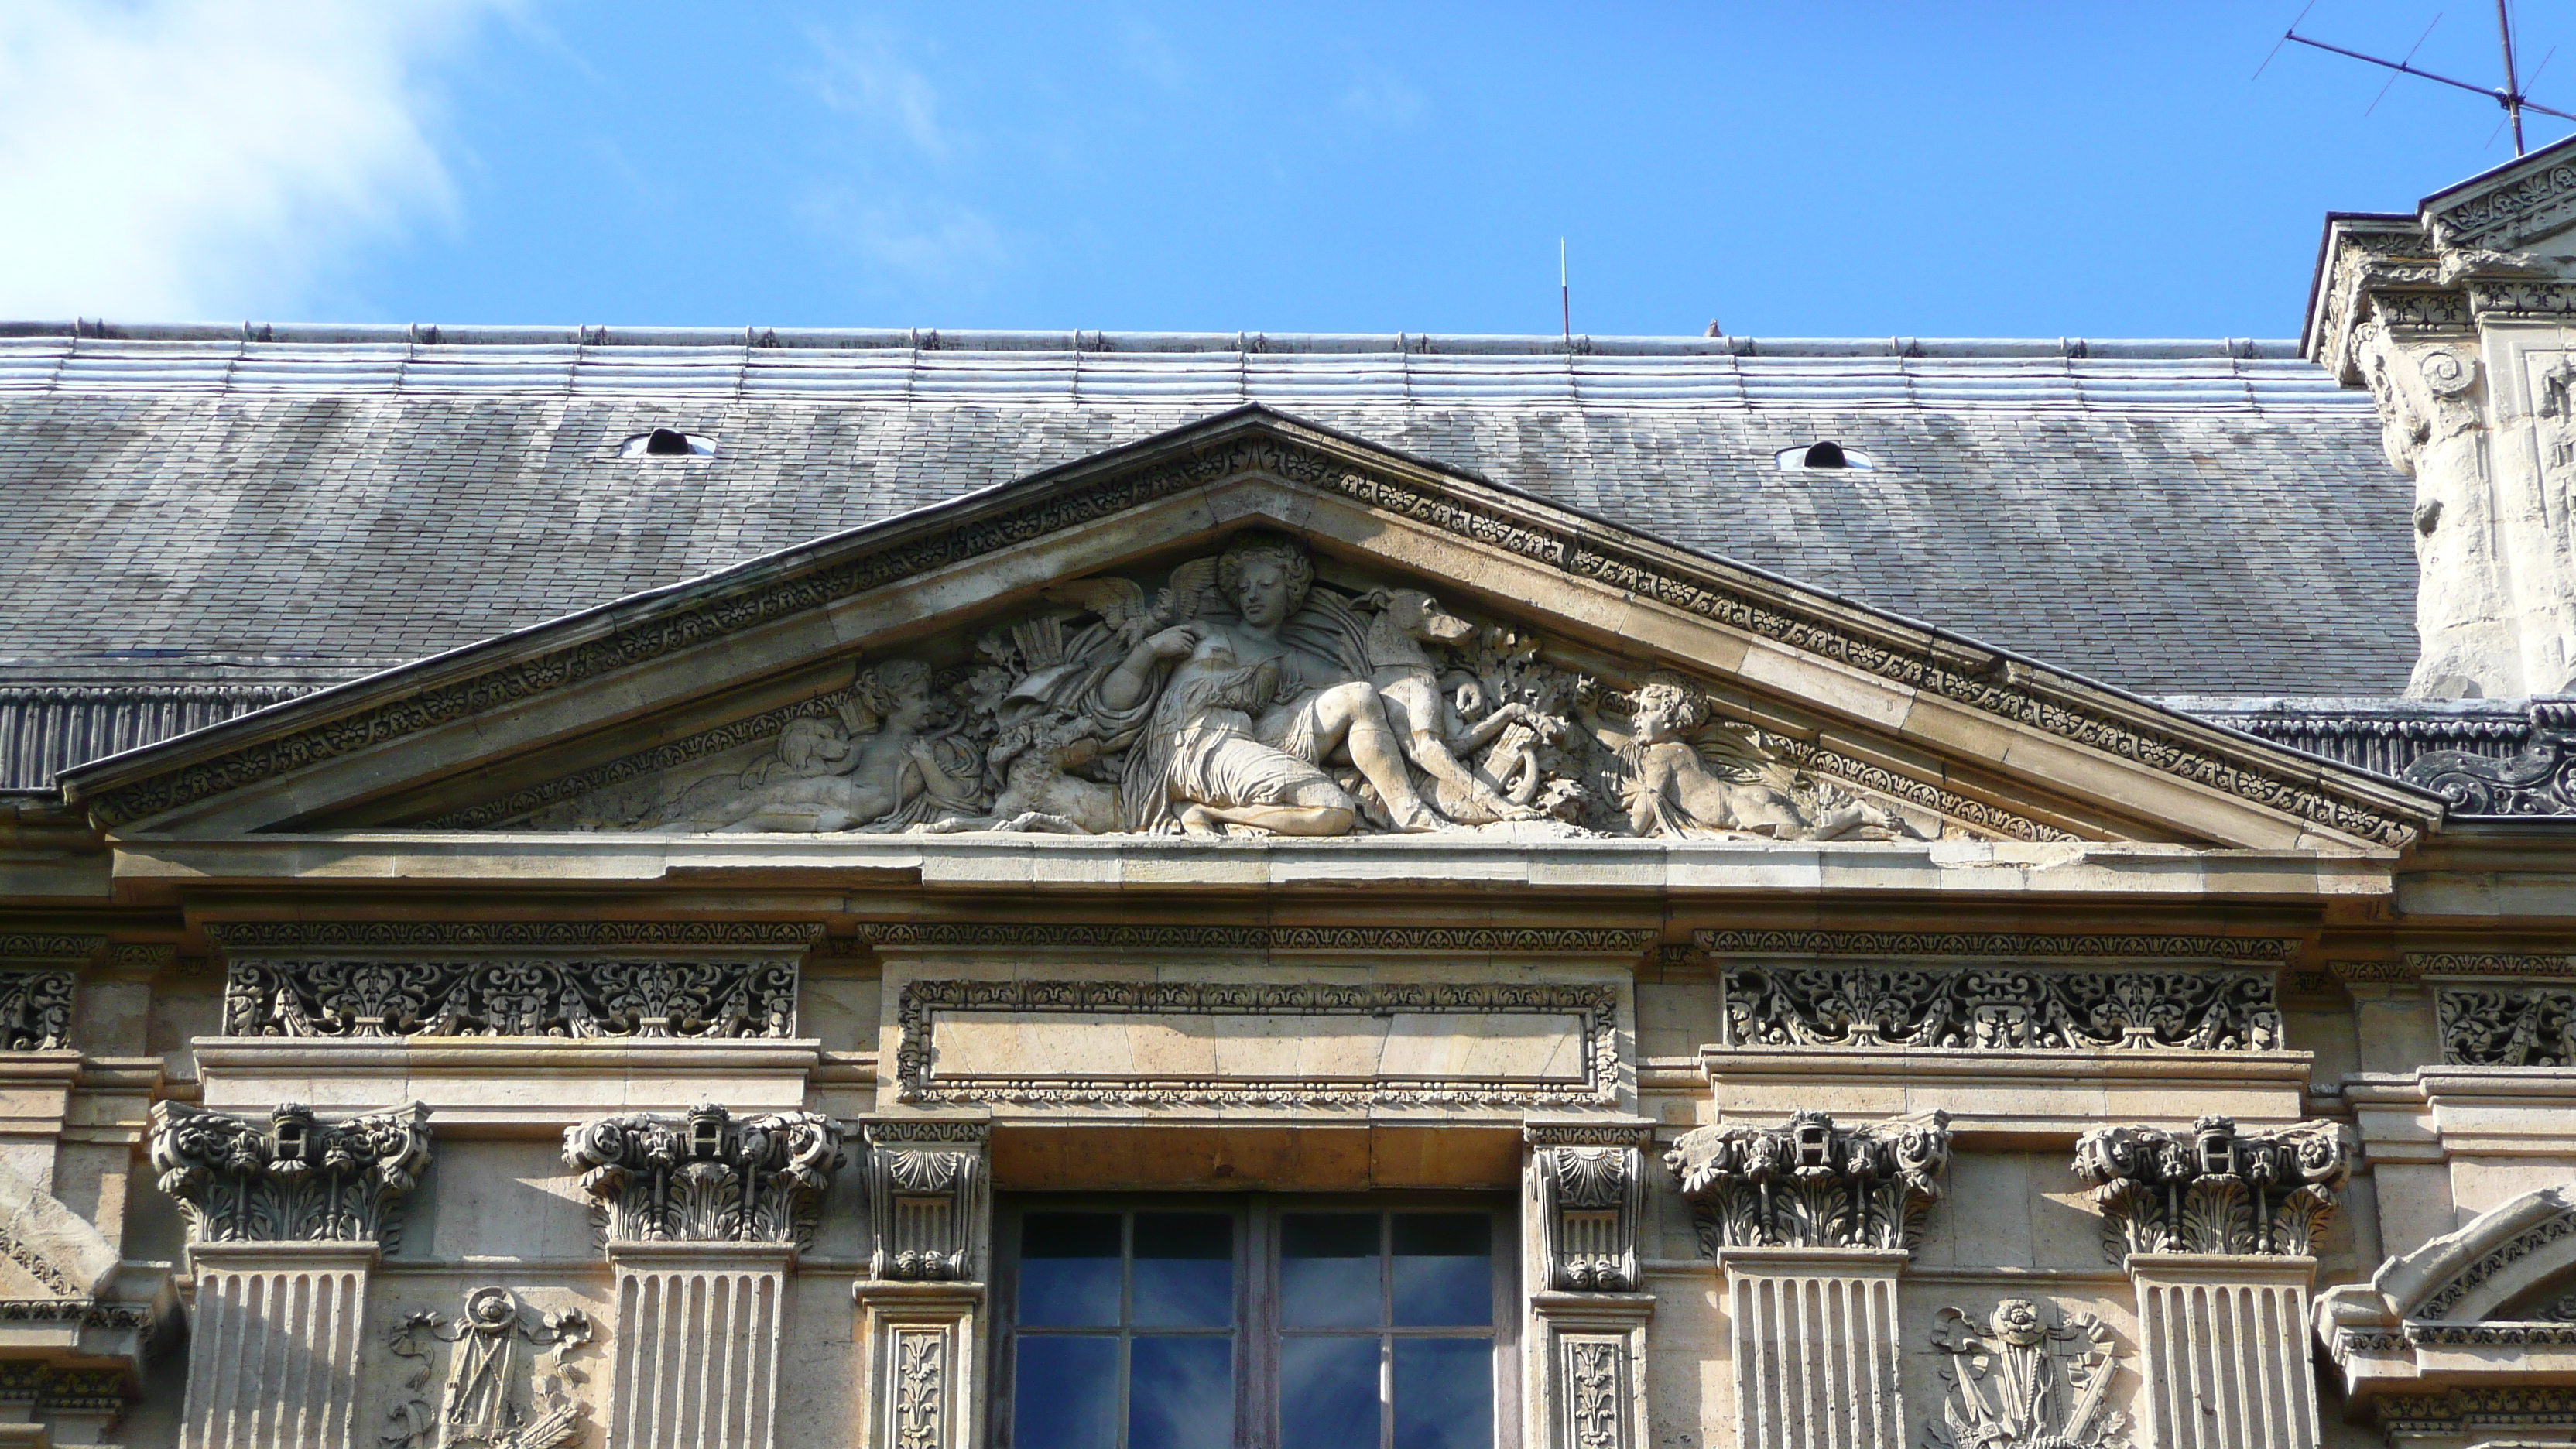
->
[1128, 1336, 1235, 1449]
[1021, 1213, 1122, 1327]
[1014, 1335, 1120, 1449]
[1280, 1336, 1379, 1449]
[1280, 1214, 1381, 1327]
[1393, 1339, 1492, 1449]
[1392, 1214, 1492, 1327]
[1132, 1213, 1233, 1328]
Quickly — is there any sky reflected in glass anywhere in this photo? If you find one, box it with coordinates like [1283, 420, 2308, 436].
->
[1020, 1213, 1123, 1327]
[1128, 1336, 1234, 1449]
[1392, 1214, 1492, 1327]
[1393, 1338, 1492, 1449]
[1014, 1336, 1119, 1449]
[1281, 1214, 1381, 1328]
[1132, 1213, 1232, 1328]
[1280, 1336, 1380, 1449]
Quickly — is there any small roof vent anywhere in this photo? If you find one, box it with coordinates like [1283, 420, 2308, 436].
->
[1774, 440, 1874, 471]
[622, 428, 715, 458]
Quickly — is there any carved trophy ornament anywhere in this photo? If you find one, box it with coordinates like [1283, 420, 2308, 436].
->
[1665, 1109, 1952, 1253]
[524, 533, 1937, 842]
[561, 1103, 844, 1245]
[2071, 1115, 2352, 1262]
[148, 1099, 433, 1247]
[384, 1287, 594, 1449]
[1925, 1299, 2127, 1449]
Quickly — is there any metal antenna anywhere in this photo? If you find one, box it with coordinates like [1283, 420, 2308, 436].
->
[1559, 238, 1571, 345]
[2276, 1, 2576, 153]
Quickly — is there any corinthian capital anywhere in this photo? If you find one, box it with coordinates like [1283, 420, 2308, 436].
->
[1664, 1108, 1951, 1254]
[2072, 1114, 2352, 1260]
[562, 1102, 844, 1247]
[148, 1099, 433, 1248]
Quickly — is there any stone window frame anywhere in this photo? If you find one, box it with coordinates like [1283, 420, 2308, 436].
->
[990, 1192, 1525, 1449]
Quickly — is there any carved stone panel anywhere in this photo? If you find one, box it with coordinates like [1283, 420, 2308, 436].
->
[2437, 981, 2576, 1064]
[562, 1103, 844, 1246]
[148, 1100, 433, 1247]
[1527, 1123, 1651, 1292]
[1925, 1299, 2127, 1449]
[0, 969, 73, 1051]
[223, 955, 800, 1039]
[2072, 1115, 2351, 1261]
[1721, 962, 2280, 1051]
[383, 1286, 594, 1449]
[1667, 1110, 1952, 1253]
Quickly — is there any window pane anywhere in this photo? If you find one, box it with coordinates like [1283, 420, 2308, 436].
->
[1393, 1338, 1492, 1449]
[1013, 1335, 1120, 1449]
[1132, 1212, 1234, 1328]
[1280, 1336, 1381, 1449]
[1281, 1213, 1382, 1327]
[1021, 1213, 1123, 1327]
[1392, 1214, 1492, 1327]
[1128, 1336, 1235, 1449]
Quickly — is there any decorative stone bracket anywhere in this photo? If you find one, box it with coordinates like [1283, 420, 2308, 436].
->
[1526, 1122, 1651, 1292]
[1666, 1108, 1951, 1253]
[562, 1102, 844, 1246]
[858, 1118, 988, 1283]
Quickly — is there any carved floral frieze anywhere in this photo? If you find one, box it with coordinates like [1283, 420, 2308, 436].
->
[562, 1103, 844, 1246]
[147, 1100, 433, 1247]
[2071, 1115, 2351, 1262]
[385, 1287, 594, 1449]
[223, 956, 799, 1040]
[1926, 1299, 2127, 1449]
[1665, 1109, 1951, 1254]
[2437, 982, 2576, 1065]
[1721, 962, 2280, 1051]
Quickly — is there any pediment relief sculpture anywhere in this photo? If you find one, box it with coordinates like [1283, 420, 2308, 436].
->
[506, 532, 1946, 842]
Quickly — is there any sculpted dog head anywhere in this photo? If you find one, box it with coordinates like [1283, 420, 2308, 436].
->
[1362, 587, 1475, 647]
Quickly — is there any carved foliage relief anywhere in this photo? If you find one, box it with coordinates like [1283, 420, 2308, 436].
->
[1722, 963, 2280, 1052]
[0, 970, 72, 1052]
[148, 1100, 433, 1247]
[224, 956, 799, 1040]
[497, 533, 1961, 844]
[1925, 1300, 2127, 1449]
[2072, 1115, 2351, 1262]
[2438, 981, 2576, 1064]
[562, 1103, 844, 1246]
[1666, 1109, 1952, 1254]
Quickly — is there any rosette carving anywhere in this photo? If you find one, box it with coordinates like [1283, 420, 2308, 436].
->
[2072, 1115, 2351, 1260]
[147, 1099, 433, 1247]
[1664, 1109, 1951, 1253]
[561, 1103, 844, 1246]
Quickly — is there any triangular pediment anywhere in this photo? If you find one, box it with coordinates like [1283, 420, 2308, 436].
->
[57, 406, 2437, 852]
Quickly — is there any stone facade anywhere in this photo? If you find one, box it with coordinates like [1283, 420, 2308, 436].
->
[13, 145, 2576, 1449]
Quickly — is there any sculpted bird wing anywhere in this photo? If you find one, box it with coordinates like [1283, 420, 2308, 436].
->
[1156, 558, 1221, 622]
[1041, 577, 1151, 634]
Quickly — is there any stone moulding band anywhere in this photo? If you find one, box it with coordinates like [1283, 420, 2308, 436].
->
[1694, 928, 2297, 962]
[71, 423, 2430, 848]
[2411, 951, 2576, 978]
[894, 978, 1619, 1108]
[204, 920, 826, 950]
[859, 923, 1659, 954]
[0, 934, 104, 962]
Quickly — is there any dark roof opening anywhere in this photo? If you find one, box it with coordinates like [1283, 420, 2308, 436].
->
[1803, 440, 1848, 469]
[621, 428, 716, 459]
[646, 427, 694, 455]
[1773, 440, 1875, 471]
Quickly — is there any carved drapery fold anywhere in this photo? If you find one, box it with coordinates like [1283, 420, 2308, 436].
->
[1666, 1109, 1951, 1253]
[223, 955, 799, 1039]
[563, 1103, 844, 1246]
[148, 1100, 432, 1247]
[859, 1118, 989, 1283]
[1527, 1122, 1651, 1292]
[2072, 1115, 2351, 1260]
[1721, 963, 2280, 1051]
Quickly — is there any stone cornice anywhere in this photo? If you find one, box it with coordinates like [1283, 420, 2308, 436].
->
[1694, 928, 2296, 962]
[205, 920, 824, 951]
[2428, 151, 2576, 252]
[53, 410, 2438, 849]
[859, 923, 1659, 954]
[0, 934, 103, 963]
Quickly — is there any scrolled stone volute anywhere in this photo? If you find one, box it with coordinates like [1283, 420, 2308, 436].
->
[147, 1098, 433, 1247]
[562, 1101, 844, 1246]
[2072, 1113, 2352, 1260]
[1664, 1108, 1951, 1252]
[859, 1118, 990, 1283]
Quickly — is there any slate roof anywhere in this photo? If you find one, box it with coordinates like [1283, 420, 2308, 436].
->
[0, 326, 2416, 786]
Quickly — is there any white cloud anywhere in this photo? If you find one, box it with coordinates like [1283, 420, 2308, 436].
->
[807, 23, 951, 160]
[0, 0, 497, 320]
[797, 186, 1008, 289]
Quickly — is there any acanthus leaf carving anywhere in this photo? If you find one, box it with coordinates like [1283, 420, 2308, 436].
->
[2071, 1115, 2350, 1262]
[224, 956, 799, 1040]
[0, 969, 73, 1051]
[148, 1099, 433, 1248]
[1924, 1299, 2127, 1449]
[1665, 1109, 1951, 1254]
[1722, 962, 2280, 1052]
[561, 1103, 844, 1246]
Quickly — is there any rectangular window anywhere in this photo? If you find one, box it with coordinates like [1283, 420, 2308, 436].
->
[999, 1197, 1515, 1449]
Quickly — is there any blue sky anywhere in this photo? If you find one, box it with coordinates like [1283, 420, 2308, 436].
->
[2, 1, 2571, 337]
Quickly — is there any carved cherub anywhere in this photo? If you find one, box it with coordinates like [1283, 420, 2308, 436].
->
[659, 660, 981, 832]
[1584, 674, 1910, 841]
